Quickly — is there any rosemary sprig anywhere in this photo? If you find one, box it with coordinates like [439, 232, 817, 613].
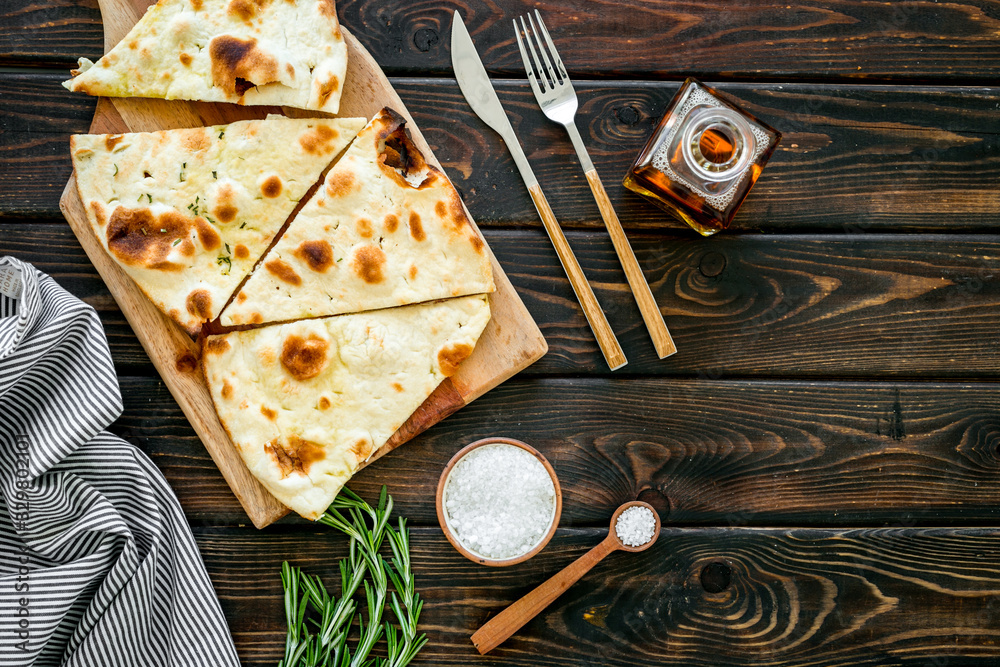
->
[280, 487, 426, 667]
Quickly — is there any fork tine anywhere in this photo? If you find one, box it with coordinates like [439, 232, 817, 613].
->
[533, 9, 568, 82]
[527, 12, 561, 87]
[514, 19, 545, 98]
[519, 15, 550, 92]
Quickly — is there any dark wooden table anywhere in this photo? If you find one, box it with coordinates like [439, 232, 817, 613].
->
[3, 1, 1000, 664]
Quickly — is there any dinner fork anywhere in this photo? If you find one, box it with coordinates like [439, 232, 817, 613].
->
[515, 11, 677, 359]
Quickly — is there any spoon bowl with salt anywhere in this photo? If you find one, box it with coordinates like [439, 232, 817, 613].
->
[471, 500, 661, 654]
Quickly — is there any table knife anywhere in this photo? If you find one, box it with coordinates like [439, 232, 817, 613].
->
[450, 11, 627, 371]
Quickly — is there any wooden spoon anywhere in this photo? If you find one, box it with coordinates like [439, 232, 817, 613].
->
[470, 500, 661, 654]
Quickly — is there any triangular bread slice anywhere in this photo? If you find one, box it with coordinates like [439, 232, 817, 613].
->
[71, 115, 366, 335]
[220, 108, 494, 327]
[63, 0, 348, 113]
[203, 294, 491, 519]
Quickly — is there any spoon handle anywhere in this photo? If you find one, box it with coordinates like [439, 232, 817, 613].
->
[471, 534, 619, 654]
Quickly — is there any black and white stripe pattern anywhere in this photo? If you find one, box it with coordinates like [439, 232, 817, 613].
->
[0, 256, 239, 666]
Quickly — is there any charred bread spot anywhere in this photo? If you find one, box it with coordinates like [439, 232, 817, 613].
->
[104, 134, 124, 151]
[234, 244, 250, 259]
[281, 334, 329, 380]
[212, 183, 239, 223]
[315, 74, 339, 108]
[227, 0, 267, 23]
[265, 258, 302, 286]
[351, 245, 386, 284]
[408, 212, 425, 241]
[408, 264, 418, 280]
[261, 175, 283, 198]
[214, 205, 238, 223]
[299, 124, 339, 155]
[179, 52, 193, 66]
[438, 342, 474, 376]
[294, 240, 333, 273]
[267, 436, 326, 477]
[325, 170, 357, 198]
[193, 216, 222, 250]
[373, 109, 433, 188]
[209, 35, 279, 97]
[186, 289, 213, 319]
[205, 337, 231, 355]
[391, 382, 404, 393]
[107, 207, 189, 270]
[384, 213, 399, 233]
[261, 404, 277, 420]
[350, 437, 372, 461]
[221, 380, 233, 399]
[318, 396, 331, 410]
[236, 291, 248, 303]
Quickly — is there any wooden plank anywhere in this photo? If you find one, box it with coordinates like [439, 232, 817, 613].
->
[5, 0, 1000, 82]
[112, 375, 1000, 527]
[198, 525, 1000, 665]
[5, 73, 998, 231]
[6, 224, 1000, 378]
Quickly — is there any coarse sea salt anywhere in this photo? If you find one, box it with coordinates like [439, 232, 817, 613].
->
[444, 444, 556, 560]
[615, 506, 656, 547]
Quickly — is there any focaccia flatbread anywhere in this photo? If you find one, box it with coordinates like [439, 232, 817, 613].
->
[72, 115, 365, 334]
[63, 0, 349, 113]
[203, 294, 491, 519]
[220, 108, 495, 326]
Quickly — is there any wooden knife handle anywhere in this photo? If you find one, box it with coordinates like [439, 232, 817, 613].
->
[527, 183, 627, 371]
[585, 169, 676, 359]
[471, 535, 619, 654]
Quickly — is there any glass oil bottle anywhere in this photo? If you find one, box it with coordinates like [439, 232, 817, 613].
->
[623, 78, 781, 235]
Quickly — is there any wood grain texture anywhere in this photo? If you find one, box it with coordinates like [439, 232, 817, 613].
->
[6, 0, 1000, 82]
[528, 182, 627, 370]
[199, 525, 1000, 666]
[6, 224, 1000, 378]
[585, 168, 675, 358]
[6, 74, 998, 231]
[104, 375, 1000, 528]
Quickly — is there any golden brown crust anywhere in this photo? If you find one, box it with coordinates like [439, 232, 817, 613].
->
[280, 334, 329, 381]
[260, 175, 283, 198]
[351, 245, 386, 284]
[209, 35, 279, 97]
[205, 337, 231, 355]
[186, 289, 213, 319]
[265, 258, 302, 285]
[438, 342, 474, 377]
[299, 124, 340, 155]
[294, 240, 333, 273]
[408, 211, 424, 241]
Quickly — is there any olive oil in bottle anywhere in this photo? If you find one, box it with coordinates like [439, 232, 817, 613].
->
[623, 79, 781, 235]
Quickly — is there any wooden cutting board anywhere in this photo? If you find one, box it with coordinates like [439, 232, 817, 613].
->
[59, 0, 548, 528]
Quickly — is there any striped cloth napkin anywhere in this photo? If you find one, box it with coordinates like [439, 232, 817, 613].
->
[0, 257, 239, 666]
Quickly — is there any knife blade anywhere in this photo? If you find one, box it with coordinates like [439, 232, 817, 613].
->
[450, 12, 537, 189]
[450, 11, 627, 370]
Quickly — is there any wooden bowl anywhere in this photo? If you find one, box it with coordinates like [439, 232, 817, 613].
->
[436, 437, 562, 567]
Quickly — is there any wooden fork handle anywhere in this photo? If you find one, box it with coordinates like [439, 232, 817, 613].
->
[527, 183, 627, 370]
[584, 169, 677, 359]
[471, 535, 619, 654]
